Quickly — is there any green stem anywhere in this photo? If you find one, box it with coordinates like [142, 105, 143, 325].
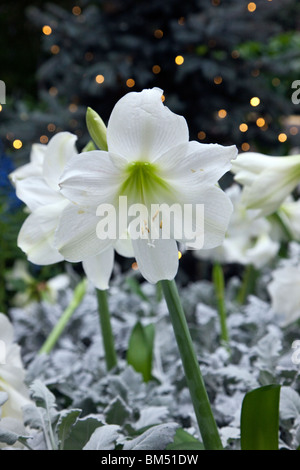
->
[39, 278, 87, 355]
[236, 264, 257, 305]
[96, 288, 117, 371]
[160, 279, 223, 450]
[212, 263, 230, 349]
[270, 212, 294, 242]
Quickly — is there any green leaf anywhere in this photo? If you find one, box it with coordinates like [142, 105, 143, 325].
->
[63, 415, 104, 450]
[166, 428, 204, 450]
[55, 408, 82, 450]
[240, 384, 281, 450]
[126, 322, 155, 382]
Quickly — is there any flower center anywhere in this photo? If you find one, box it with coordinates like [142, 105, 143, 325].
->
[119, 161, 172, 207]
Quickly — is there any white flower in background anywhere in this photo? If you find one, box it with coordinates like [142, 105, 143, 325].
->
[10, 132, 132, 290]
[5, 260, 70, 307]
[273, 197, 300, 242]
[194, 184, 279, 268]
[55, 88, 237, 284]
[231, 151, 300, 217]
[0, 313, 31, 421]
[267, 264, 300, 326]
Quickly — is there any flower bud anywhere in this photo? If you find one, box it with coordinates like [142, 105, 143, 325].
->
[86, 107, 108, 151]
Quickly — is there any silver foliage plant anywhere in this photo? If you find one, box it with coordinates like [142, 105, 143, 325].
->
[1, 252, 300, 450]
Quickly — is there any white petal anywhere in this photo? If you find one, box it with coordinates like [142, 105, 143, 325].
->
[107, 88, 189, 162]
[241, 162, 300, 217]
[15, 176, 62, 211]
[131, 235, 179, 284]
[156, 141, 237, 190]
[114, 237, 135, 258]
[0, 313, 14, 345]
[43, 132, 78, 191]
[59, 151, 121, 210]
[268, 266, 300, 326]
[82, 248, 114, 290]
[186, 185, 233, 250]
[54, 202, 113, 262]
[30, 143, 47, 165]
[245, 234, 279, 269]
[231, 152, 280, 185]
[17, 203, 68, 265]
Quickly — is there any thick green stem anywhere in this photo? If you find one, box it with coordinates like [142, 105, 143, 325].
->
[212, 263, 230, 349]
[39, 278, 87, 355]
[96, 288, 117, 371]
[160, 279, 223, 450]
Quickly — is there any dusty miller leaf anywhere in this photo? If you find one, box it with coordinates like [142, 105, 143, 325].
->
[83, 425, 120, 450]
[122, 423, 178, 450]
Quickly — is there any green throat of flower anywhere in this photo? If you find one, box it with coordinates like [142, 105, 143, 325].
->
[119, 161, 172, 207]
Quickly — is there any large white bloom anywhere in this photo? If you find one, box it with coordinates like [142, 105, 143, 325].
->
[231, 151, 300, 217]
[194, 184, 279, 268]
[55, 88, 237, 284]
[10, 132, 132, 290]
[267, 264, 300, 326]
[0, 313, 31, 420]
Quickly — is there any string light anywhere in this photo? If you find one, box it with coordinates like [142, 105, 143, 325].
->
[95, 74, 105, 84]
[47, 123, 56, 132]
[218, 109, 227, 118]
[178, 251, 182, 260]
[278, 133, 287, 143]
[214, 76, 222, 85]
[272, 77, 281, 86]
[132, 262, 138, 270]
[50, 45, 60, 54]
[231, 50, 240, 59]
[126, 78, 135, 88]
[241, 143, 250, 151]
[69, 103, 78, 113]
[250, 96, 260, 107]
[72, 6, 81, 15]
[256, 117, 265, 127]
[0, 105, 2, 112]
[247, 2, 257, 12]
[154, 29, 163, 39]
[42, 25, 52, 35]
[13, 139, 22, 149]
[239, 123, 248, 132]
[290, 126, 299, 136]
[161, 94, 166, 102]
[175, 55, 184, 65]
[49, 86, 58, 96]
[40, 135, 49, 144]
[251, 69, 260, 77]
[198, 131, 206, 140]
[152, 65, 161, 74]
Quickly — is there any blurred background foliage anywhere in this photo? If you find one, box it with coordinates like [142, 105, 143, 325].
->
[0, 0, 300, 310]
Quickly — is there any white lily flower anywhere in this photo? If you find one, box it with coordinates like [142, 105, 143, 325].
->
[0, 313, 31, 421]
[194, 184, 279, 268]
[11, 132, 131, 290]
[231, 151, 300, 217]
[55, 88, 237, 284]
[275, 197, 300, 242]
[267, 265, 300, 326]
